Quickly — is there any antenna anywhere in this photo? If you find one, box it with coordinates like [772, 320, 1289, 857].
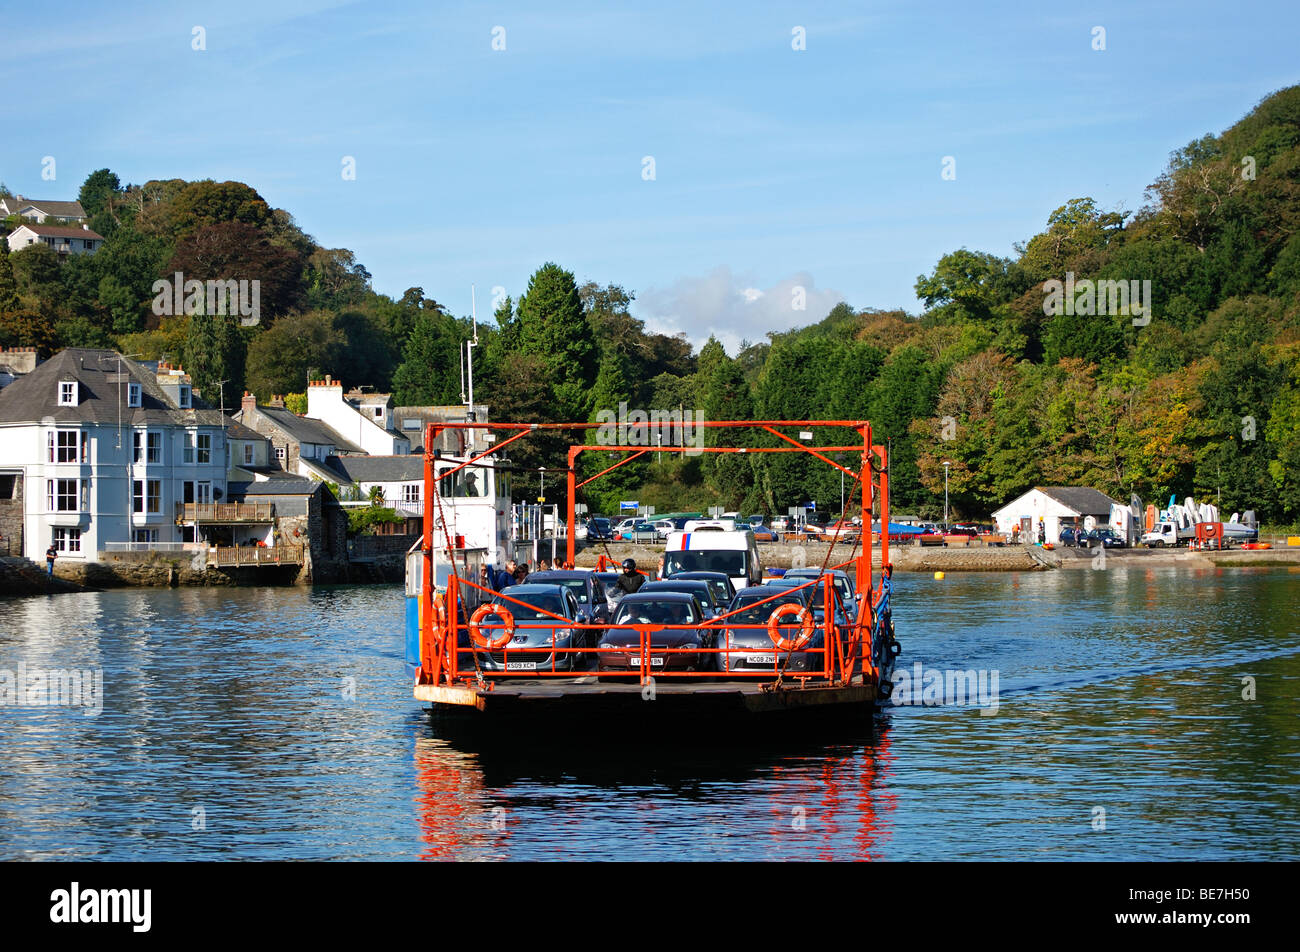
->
[466, 284, 478, 414]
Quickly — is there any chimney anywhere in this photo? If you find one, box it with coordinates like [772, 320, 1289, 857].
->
[268, 394, 285, 409]
[82, 224, 90, 231]
[241, 391, 257, 413]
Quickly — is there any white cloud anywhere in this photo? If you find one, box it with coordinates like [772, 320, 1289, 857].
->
[635, 267, 844, 356]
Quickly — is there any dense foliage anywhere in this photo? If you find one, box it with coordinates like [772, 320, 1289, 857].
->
[4, 85, 1299, 521]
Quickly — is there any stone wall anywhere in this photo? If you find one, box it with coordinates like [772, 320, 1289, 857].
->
[0, 472, 23, 557]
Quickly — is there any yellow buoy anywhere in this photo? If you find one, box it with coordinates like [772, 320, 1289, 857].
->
[934, 571, 945, 580]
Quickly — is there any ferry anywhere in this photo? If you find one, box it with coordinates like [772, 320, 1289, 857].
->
[405, 419, 902, 730]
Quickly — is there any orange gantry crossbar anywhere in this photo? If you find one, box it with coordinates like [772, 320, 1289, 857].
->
[418, 420, 893, 693]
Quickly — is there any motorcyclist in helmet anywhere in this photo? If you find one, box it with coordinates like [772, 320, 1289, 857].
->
[615, 557, 645, 595]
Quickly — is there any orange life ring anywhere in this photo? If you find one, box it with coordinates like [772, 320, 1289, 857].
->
[767, 603, 814, 652]
[432, 593, 447, 628]
[469, 604, 514, 649]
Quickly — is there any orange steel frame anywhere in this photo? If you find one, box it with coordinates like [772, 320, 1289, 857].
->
[417, 420, 891, 691]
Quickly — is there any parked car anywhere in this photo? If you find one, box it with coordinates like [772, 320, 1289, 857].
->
[1058, 526, 1083, 547]
[1080, 528, 1126, 549]
[781, 567, 859, 616]
[947, 524, 981, 537]
[596, 592, 716, 674]
[750, 524, 778, 542]
[770, 516, 790, 533]
[663, 570, 736, 607]
[639, 578, 722, 619]
[653, 519, 677, 540]
[586, 517, 615, 542]
[717, 585, 847, 676]
[472, 584, 585, 673]
[620, 521, 659, 542]
[525, 570, 613, 624]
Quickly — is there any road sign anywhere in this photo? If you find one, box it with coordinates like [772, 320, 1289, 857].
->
[620, 500, 638, 511]
[708, 506, 724, 518]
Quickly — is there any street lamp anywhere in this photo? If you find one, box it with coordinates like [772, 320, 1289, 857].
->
[942, 461, 951, 528]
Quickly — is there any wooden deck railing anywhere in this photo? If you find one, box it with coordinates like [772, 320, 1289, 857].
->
[176, 502, 276, 523]
[208, 545, 304, 566]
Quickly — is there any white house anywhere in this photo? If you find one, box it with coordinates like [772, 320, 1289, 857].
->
[0, 348, 235, 562]
[0, 196, 86, 223]
[6, 222, 104, 256]
[306, 376, 410, 456]
[992, 486, 1123, 544]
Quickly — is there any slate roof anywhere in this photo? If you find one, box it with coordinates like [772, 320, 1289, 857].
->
[1035, 486, 1122, 515]
[228, 479, 321, 497]
[327, 454, 425, 483]
[0, 348, 231, 427]
[248, 405, 364, 453]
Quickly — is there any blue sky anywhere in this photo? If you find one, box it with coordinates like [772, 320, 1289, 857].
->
[3, 0, 1297, 354]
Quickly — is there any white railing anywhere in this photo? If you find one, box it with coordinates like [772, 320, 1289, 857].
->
[103, 542, 196, 552]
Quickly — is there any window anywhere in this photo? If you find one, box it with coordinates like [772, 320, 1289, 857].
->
[133, 431, 144, 463]
[58, 381, 77, 406]
[0, 474, 15, 499]
[402, 418, 420, 431]
[127, 383, 142, 408]
[183, 433, 194, 463]
[243, 443, 254, 465]
[47, 478, 78, 512]
[48, 429, 80, 463]
[275, 446, 286, 463]
[403, 483, 421, 504]
[178, 385, 191, 409]
[197, 434, 211, 464]
[133, 480, 162, 514]
[133, 529, 158, 544]
[373, 407, 383, 418]
[52, 527, 81, 553]
[148, 432, 161, 463]
[195, 481, 212, 504]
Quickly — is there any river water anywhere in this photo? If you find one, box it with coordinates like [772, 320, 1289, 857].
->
[1, 566, 1296, 861]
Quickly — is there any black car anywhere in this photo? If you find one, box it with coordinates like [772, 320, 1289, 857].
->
[586, 518, 614, 541]
[665, 570, 736, 607]
[639, 579, 722, 619]
[1081, 528, 1126, 549]
[1058, 526, 1083, 547]
[525, 570, 612, 624]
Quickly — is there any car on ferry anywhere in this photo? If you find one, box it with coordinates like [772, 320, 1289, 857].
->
[781, 567, 859, 616]
[472, 583, 587, 673]
[596, 591, 716, 674]
[525, 569, 613, 624]
[716, 585, 848, 676]
[638, 578, 723, 619]
[664, 570, 735, 607]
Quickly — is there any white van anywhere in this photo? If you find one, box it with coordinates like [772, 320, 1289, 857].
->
[683, 518, 736, 532]
[663, 529, 762, 593]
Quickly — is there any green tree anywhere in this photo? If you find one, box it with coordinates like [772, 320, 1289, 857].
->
[515, 262, 598, 420]
[391, 303, 464, 405]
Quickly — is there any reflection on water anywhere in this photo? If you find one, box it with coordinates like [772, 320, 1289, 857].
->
[1, 566, 1297, 860]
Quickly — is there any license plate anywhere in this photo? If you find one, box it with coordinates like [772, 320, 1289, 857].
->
[505, 661, 537, 671]
[628, 655, 664, 666]
[747, 654, 777, 664]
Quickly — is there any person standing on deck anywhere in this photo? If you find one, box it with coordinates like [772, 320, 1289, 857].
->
[493, 558, 517, 591]
[46, 542, 57, 576]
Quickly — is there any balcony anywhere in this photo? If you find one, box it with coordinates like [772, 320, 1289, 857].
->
[208, 544, 304, 567]
[176, 502, 275, 524]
